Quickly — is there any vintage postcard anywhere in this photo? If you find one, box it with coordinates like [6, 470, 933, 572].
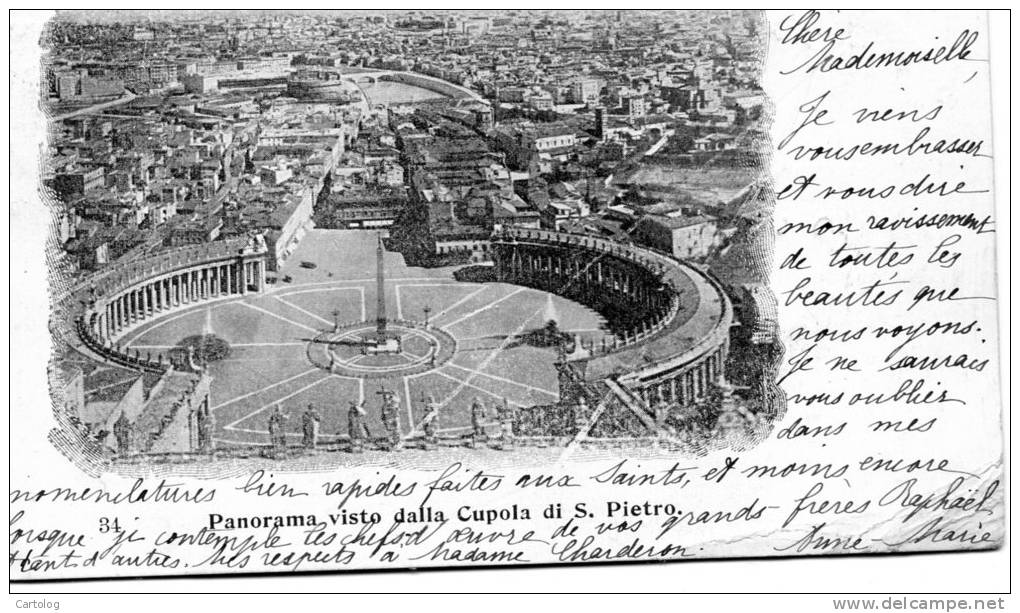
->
[9, 9, 1005, 582]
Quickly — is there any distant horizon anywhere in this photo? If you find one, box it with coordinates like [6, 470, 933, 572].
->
[48, 9, 695, 25]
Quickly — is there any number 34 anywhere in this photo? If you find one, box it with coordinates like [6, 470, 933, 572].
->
[98, 517, 122, 534]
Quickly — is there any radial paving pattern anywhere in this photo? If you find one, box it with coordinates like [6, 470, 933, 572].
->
[122, 229, 605, 447]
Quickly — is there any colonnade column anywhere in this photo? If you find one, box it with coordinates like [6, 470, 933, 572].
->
[256, 260, 266, 292]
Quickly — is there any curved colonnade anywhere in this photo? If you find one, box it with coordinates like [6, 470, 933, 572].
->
[490, 227, 733, 411]
[75, 239, 269, 371]
[64, 228, 731, 454]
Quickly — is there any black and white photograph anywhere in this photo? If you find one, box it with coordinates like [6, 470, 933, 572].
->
[7, 7, 1010, 607]
[41, 10, 777, 473]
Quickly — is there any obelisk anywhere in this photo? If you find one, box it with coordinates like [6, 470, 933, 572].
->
[375, 232, 387, 339]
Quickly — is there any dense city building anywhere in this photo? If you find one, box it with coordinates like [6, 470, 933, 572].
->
[43, 10, 775, 458]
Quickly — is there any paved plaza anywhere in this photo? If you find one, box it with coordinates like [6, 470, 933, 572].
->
[121, 229, 605, 447]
